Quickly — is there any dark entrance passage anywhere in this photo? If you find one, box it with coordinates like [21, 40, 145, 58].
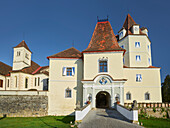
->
[96, 91, 110, 108]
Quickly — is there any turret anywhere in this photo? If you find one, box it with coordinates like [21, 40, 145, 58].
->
[13, 40, 32, 70]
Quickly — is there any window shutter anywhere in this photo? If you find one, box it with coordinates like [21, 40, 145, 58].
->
[140, 75, 142, 81]
[63, 67, 66, 76]
[72, 67, 75, 76]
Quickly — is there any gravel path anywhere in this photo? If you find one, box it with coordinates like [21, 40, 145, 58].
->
[78, 108, 142, 128]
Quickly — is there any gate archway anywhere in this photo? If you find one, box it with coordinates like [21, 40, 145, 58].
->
[96, 91, 110, 108]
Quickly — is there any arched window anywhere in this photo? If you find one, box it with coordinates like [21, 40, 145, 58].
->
[35, 78, 37, 86]
[126, 92, 131, 100]
[25, 78, 28, 88]
[15, 76, 17, 87]
[65, 87, 72, 98]
[145, 92, 150, 100]
[0, 79, 3, 88]
[7, 79, 9, 87]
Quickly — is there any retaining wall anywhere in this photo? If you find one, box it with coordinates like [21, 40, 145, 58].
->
[0, 95, 48, 117]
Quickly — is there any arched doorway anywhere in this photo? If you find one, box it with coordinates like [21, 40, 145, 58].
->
[96, 91, 110, 108]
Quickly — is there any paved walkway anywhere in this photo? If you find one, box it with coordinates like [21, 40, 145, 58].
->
[78, 108, 142, 128]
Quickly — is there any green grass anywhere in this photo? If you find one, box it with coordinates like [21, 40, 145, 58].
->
[0, 116, 74, 128]
[139, 118, 170, 128]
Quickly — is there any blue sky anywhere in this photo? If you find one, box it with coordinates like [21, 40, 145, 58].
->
[0, 0, 169, 82]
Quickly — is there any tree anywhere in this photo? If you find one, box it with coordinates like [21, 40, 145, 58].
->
[162, 75, 170, 102]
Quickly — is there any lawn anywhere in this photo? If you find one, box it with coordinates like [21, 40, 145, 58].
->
[0, 116, 75, 128]
[139, 118, 170, 128]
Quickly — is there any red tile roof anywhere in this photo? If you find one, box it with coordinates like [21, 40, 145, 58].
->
[14, 40, 32, 53]
[47, 47, 82, 59]
[0, 61, 12, 76]
[123, 65, 160, 68]
[118, 14, 147, 41]
[83, 21, 124, 52]
[11, 61, 40, 74]
[32, 66, 49, 76]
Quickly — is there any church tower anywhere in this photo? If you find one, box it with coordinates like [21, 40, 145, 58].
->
[13, 40, 32, 70]
[118, 14, 152, 67]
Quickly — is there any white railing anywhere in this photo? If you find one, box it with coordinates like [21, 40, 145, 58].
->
[75, 103, 91, 121]
[116, 104, 138, 123]
[0, 90, 48, 95]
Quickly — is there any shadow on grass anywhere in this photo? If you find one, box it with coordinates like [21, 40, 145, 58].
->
[55, 116, 75, 124]
[0, 117, 6, 120]
[38, 117, 57, 128]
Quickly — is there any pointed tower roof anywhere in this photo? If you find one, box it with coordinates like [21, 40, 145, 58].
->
[14, 40, 32, 53]
[83, 20, 124, 53]
[47, 47, 82, 59]
[123, 14, 137, 30]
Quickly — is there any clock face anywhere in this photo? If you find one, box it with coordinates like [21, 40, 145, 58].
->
[135, 27, 138, 31]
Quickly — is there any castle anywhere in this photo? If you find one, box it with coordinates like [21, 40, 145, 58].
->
[0, 14, 162, 116]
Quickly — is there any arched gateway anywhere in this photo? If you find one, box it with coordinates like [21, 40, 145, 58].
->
[96, 91, 110, 108]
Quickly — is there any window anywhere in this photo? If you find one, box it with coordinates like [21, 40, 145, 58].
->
[38, 77, 40, 86]
[25, 78, 28, 88]
[136, 74, 142, 82]
[15, 76, 17, 87]
[148, 58, 150, 65]
[63, 67, 75, 76]
[145, 92, 150, 100]
[99, 61, 107, 72]
[135, 42, 140, 48]
[126, 92, 131, 100]
[136, 55, 141, 61]
[67, 68, 72, 76]
[0, 79, 3, 88]
[17, 51, 20, 56]
[123, 58, 125, 64]
[35, 78, 37, 86]
[7, 79, 9, 87]
[121, 45, 124, 49]
[65, 88, 72, 98]
[148, 45, 150, 52]
[119, 32, 123, 37]
[25, 53, 29, 59]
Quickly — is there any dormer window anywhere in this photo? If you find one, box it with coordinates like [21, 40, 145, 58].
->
[121, 45, 124, 49]
[119, 32, 123, 38]
[132, 25, 140, 34]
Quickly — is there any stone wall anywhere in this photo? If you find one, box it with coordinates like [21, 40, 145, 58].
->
[0, 95, 48, 117]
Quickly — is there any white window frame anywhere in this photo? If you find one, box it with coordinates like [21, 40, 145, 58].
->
[65, 88, 72, 98]
[135, 42, 140, 48]
[136, 74, 142, 82]
[98, 60, 108, 73]
[63, 67, 75, 76]
[136, 55, 141, 62]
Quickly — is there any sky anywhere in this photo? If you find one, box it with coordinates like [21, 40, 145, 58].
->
[0, 0, 169, 82]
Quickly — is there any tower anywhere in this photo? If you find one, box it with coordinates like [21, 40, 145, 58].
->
[13, 40, 32, 70]
[118, 14, 152, 67]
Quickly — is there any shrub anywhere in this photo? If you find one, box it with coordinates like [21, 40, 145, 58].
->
[161, 107, 165, 113]
[153, 107, 156, 113]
